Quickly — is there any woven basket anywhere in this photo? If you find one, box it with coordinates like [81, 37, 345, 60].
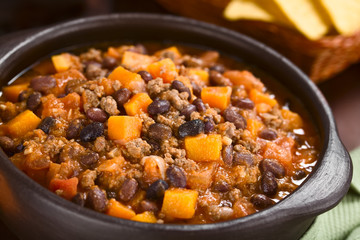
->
[156, 0, 360, 83]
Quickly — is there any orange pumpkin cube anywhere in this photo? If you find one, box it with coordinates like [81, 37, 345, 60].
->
[161, 188, 198, 219]
[185, 134, 222, 162]
[2, 83, 29, 103]
[108, 116, 142, 143]
[49, 177, 78, 200]
[108, 66, 145, 92]
[6, 110, 41, 138]
[124, 93, 153, 116]
[223, 70, 264, 91]
[131, 211, 157, 223]
[121, 51, 154, 71]
[187, 68, 209, 85]
[246, 118, 264, 138]
[106, 199, 136, 219]
[147, 58, 178, 83]
[201, 86, 231, 111]
[249, 89, 278, 107]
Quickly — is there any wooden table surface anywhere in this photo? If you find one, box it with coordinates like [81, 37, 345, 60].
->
[1, 1, 359, 239]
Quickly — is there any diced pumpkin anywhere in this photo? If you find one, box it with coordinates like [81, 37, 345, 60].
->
[46, 162, 61, 185]
[98, 77, 117, 95]
[233, 198, 256, 218]
[223, 70, 264, 91]
[187, 162, 217, 190]
[185, 134, 222, 162]
[61, 92, 81, 110]
[32, 60, 56, 75]
[2, 83, 29, 103]
[201, 86, 231, 111]
[106, 198, 136, 219]
[108, 66, 145, 92]
[255, 103, 272, 113]
[108, 116, 142, 143]
[187, 68, 209, 85]
[51, 53, 72, 73]
[124, 93, 153, 116]
[6, 110, 41, 138]
[263, 137, 295, 172]
[147, 58, 178, 83]
[52, 69, 86, 96]
[155, 46, 181, 59]
[49, 177, 78, 200]
[249, 89, 278, 107]
[161, 188, 198, 219]
[107, 47, 121, 59]
[247, 118, 264, 137]
[121, 51, 154, 71]
[281, 109, 303, 129]
[142, 156, 165, 185]
[0, 125, 7, 136]
[131, 211, 157, 223]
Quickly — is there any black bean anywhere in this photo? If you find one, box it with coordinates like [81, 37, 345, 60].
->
[80, 122, 104, 142]
[166, 165, 187, 188]
[213, 181, 231, 193]
[148, 123, 172, 142]
[193, 98, 206, 112]
[18, 90, 27, 102]
[0, 136, 14, 153]
[204, 117, 215, 134]
[26, 92, 42, 111]
[37, 117, 55, 134]
[209, 70, 232, 86]
[259, 129, 278, 141]
[79, 151, 99, 168]
[86, 186, 107, 212]
[30, 76, 56, 93]
[222, 145, 233, 166]
[102, 56, 117, 70]
[113, 88, 131, 106]
[118, 178, 138, 202]
[170, 80, 191, 100]
[180, 104, 196, 120]
[146, 179, 169, 200]
[191, 82, 202, 98]
[261, 172, 278, 197]
[251, 194, 274, 209]
[223, 107, 247, 129]
[210, 64, 225, 73]
[259, 159, 285, 179]
[232, 98, 255, 109]
[293, 170, 307, 180]
[147, 100, 170, 115]
[66, 119, 84, 140]
[86, 108, 108, 123]
[107, 191, 117, 199]
[233, 152, 254, 166]
[140, 200, 159, 212]
[137, 70, 153, 83]
[178, 119, 204, 138]
[72, 193, 86, 207]
[14, 143, 24, 153]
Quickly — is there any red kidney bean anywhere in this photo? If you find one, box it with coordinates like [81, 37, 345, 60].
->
[222, 145, 233, 166]
[18, 90, 27, 102]
[193, 98, 206, 112]
[37, 116, 55, 134]
[72, 193, 86, 207]
[79, 151, 99, 168]
[140, 200, 159, 212]
[191, 82, 202, 97]
[180, 104, 196, 120]
[166, 165, 187, 188]
[26, 92, 42, 111]
[204, 117, 215, 134]
[259, 159, 285, 179]
[209, 70, 232, 86]
[209, 64, 225, 73]
[66, 119, 84, 140]
[30, 76, 56, 93]
[14, 143, 24, 153]
[113, 88, 131, 106]
[232, 98, 255, 109]
[170, 80, 191, 100]
[148, 123, 172, 142]
[137, 70, 153, 83]
[86, 108, 108, 123]
[261, 172, 278, 196]
[223, 107, 247, 129]
[178, 119, 204, 138]
[86, 187, 107, 212]
[259, 129, 278, 140]
[233, 152, 254, 166]
[146, 179, 169, 200]
[80, 122, 104, 142]
[102, 56, 117, 70]
[213, 181, 231, 192]
[293, 170, 307, 180]
[0, 136, 14, 153]
[147, 100, 170, 115]
[118, 178, 138, 202]
[251, 194, 274, 209]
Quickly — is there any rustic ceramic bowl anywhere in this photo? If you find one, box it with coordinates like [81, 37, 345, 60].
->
[0, 14, 352, 240]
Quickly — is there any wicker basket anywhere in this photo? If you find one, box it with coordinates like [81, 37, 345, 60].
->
[156, 0, 360, 83]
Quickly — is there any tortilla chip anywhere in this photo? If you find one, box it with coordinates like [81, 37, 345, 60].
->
[320, 0, 360, 35]
[224, 0, 274, 22]
[274, 0, 331, 39]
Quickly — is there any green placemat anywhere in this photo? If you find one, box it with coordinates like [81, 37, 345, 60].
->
[301, 147, 360, 240]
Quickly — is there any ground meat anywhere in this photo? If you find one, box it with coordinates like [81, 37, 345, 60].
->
[139, 113, 155, 134]
[217, 122, 236, 138]
[58, 160, 82, 179]
[93, 136, 108, 153]
[204, 108, 221, 124]
[96, 158, 126, 190]
[100, 96, 119, 116]
[0, 102, 20, 122]
[260, 109, 283, 129]
[80, 169, 97, 189]
[174, 157, 199, 172]
[146, 78, 170, 97]
[83, 89, 100, 112]
[161, 141, 186, 158]
[160, 89, 188, 111]
[156, 110, 185, 130]
[190, 111, 201, 120]
[85, 63, 107, 80]
[228, 188, 241, 202]
[124, 138, 151, 160]
[59, 142, 85, 163]
[42, 135, 67, 159]
[80, 48, 103, 63]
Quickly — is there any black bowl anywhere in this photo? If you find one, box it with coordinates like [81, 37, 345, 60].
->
[0, 14, 352, 240]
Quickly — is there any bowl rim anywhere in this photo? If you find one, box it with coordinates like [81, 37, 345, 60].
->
[0, 13, 352, 233]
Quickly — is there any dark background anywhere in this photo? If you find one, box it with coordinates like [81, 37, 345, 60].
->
[0, 0, 359, 239]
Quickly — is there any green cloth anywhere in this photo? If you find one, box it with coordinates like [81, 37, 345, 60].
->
[301, 147, 360, 240]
